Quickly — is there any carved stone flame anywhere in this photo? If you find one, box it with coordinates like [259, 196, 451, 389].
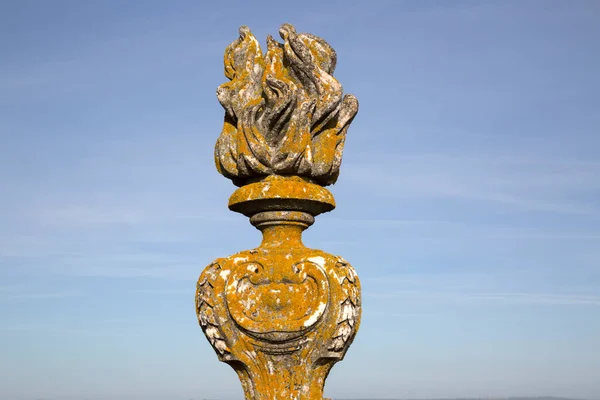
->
[215, 24, 359, 187]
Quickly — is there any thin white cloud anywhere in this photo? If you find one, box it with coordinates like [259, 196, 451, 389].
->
[1, 291, 82, 300]
[0, 285, 82, 300]
[366, 291, 600, 306]
[0, 324, 137, 337]
[323, 217, 452, 225]
[33, 205, 237, 227]
[0, 25, 225, 102]
[134, 288, 189, 295]
[342, 154, 600, 215]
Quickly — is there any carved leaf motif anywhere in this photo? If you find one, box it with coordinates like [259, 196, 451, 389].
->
[328, 257, 361, 353]
[196, 262, 231, 356]
[329, 337, 345, 352]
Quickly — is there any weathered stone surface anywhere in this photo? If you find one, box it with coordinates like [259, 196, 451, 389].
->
[214, 24, 359, 187]
[196, 218, 360, 399]
[229, 175, 336, 217]
[197, 24, 361, 400]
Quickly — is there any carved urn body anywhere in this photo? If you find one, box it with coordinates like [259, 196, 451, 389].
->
[196, 24, 361, 400]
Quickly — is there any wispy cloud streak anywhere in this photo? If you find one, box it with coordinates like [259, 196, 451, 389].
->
[366, 291, 600, 306]
[342, 154, 600, 215]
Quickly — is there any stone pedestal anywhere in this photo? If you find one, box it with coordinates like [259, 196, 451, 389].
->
[196, 24, 361, 400]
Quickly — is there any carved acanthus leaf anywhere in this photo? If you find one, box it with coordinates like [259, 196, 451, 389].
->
[328, 256, 361, 353]
[196, 261, 231, 356]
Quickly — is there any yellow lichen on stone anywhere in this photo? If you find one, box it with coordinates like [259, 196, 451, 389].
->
[214, 24, 359, 187]
[228, 175, 336, 217]
[196, 223, 361, 400]
[197, 24, 361, 400]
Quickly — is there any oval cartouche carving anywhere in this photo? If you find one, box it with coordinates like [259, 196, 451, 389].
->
[225, 261, 329, 340]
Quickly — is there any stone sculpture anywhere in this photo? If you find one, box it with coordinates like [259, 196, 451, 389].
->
[196, 23, 361, 400]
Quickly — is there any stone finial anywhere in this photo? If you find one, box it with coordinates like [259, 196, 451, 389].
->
[197, 24, 361, 400]
[214, 24, 359, 187]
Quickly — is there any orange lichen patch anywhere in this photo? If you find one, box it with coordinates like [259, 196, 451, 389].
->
[226, 258, 329, 337]
[228, 175, 335, 217]
[196, 219, 361, 400]
[214, 24, 359, 187]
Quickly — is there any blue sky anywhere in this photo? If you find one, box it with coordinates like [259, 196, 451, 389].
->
[1, 0, 599, 399]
